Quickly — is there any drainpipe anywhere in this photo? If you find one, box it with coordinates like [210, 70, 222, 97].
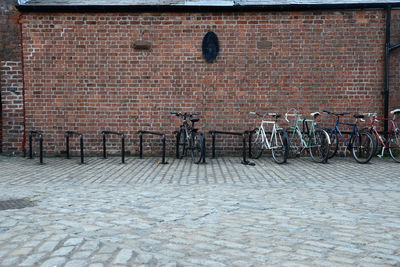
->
[384, 5, 391, 137]
[18, 13, 26, 157]
[385, 5, 400, 136]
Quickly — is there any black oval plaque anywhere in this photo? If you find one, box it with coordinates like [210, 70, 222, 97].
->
[202, 32, 219, 63]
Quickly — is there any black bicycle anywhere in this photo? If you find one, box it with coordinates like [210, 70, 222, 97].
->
[171, 112, 204, 164]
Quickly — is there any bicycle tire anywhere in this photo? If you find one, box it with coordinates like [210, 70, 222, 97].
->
[351, 131, 375, 164]
[191, 132, 203, 164]
[287, 127, 302, 158]
[250, 128, 264, 159]
[328, 130, 339, 159]
[178, 129, 186, 159]
[309, 129, 330, 163]
[271, 129, 288, 164]
[361, 128, 379, 156]
[388, 132, 400, 163]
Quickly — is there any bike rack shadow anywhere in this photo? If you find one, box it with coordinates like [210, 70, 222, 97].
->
[209, 130, 255, 166]
[102, 131, 125, 164]
[66, 131, 85, 164]
[139, 130, 168, 164]
[28, 130, 44, 164]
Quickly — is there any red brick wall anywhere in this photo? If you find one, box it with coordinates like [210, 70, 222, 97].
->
[19, 10, 399, 156]
[1, 0, 23, 155]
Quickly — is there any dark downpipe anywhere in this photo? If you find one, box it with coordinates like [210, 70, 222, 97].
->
[385, 5, 391, 137]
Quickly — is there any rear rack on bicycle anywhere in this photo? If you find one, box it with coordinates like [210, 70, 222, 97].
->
[208, 130, 255, 166]
[138, 130, 168, 164]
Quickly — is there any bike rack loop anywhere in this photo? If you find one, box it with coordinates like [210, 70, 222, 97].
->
[138, 130, 168, 164]
[102, 131, 125, 164]
[208, 130, 255, 166]
[28, 131, 44, 164]
[66, 131, 84, 164]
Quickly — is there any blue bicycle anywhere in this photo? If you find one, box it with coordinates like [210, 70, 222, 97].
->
[323, 110, 375, 164]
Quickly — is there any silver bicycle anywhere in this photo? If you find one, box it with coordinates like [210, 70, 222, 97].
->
[250, 112, 289, 164]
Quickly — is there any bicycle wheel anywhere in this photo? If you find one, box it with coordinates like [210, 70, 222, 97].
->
[250, 128, 263, 159]
[388, 132, 400, 162]
[309, 129, 330, 163]
[271, 129, 288, 164]
[287, 127, 302, 158]
[361, 128, 379, 156]
[328, 130, 338, 159]
[178, 129, 186, 158]
[191, 132, 203, 164]
[351, 131, 375, 164]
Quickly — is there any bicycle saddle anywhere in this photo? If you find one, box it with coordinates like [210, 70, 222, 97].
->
[353, 114, 365, 119]
[310, 112, 320, 118]
[190, 118, 199, 122]
[270, 113, 281, 118]
[390, 109, 400, 115]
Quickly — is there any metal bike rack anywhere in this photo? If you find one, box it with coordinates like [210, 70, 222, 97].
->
[138, 130, 168, 164]
[102, 131, 125, 163]
[209, 130, 255, 166]
[28, 131, 44, 164]
[66, 131, 84, 164]
[174, 131, 180, 159]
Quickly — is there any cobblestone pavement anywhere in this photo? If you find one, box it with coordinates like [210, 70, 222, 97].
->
[0, 155, 400, 266]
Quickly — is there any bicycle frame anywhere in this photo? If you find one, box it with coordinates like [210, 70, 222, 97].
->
[331, 121, 361, 149]
[288, 116, 323, 149]
[256, 118, 281, 150]
[368, 117, 399, 149]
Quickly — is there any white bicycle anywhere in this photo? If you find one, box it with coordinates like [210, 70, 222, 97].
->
[250, 112, 289, 164]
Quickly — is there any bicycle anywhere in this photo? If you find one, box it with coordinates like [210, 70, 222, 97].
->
[285, 110, 331, 163]
[250, 112, 288, 164]
[323, 110, 375, 164]
[171, 112, 204, 164]
[362, 109, 400, 162]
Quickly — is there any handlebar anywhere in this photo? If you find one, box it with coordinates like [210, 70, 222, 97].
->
[323, 110, 350, 117]
[250, 112, 280, 118]
[170, 112, 200, 118]
[285, 113, 300, 122]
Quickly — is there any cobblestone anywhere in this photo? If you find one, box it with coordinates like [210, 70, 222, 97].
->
[0, 156, 400, 266]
